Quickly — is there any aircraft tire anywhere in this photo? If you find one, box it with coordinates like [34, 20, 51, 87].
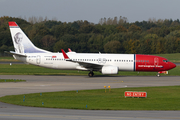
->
[88, 72, 94, 77]
[157, 74, 160, 77]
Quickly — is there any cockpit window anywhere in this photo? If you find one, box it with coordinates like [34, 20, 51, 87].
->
[163, 60, 169, 62]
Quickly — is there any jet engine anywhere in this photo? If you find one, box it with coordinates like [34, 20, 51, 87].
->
[101, 66, 118, 74]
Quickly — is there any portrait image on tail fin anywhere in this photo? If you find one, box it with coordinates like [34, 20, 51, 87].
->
[8, 21, 51, 54]
[14, 32, 24, 53]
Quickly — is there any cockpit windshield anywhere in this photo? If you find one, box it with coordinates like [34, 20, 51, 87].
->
[163, 60, 169, 62]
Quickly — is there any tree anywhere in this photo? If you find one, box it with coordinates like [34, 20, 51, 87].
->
[124, 39, 140, 54]
[104, 25, 117, 36]
[175, 38, 180, 53]
[31, 35, 43, 48]
[0, 45, 8, 53]
[53, 40, 67, 52]
[158, 26, 170, 37]
[104, 41, 121, 53]
[128, 24, 141, 32]
[156, 38, 165, 54]
[112, 16, 118, 25]
[141, 39, 152, 54]
[0, 31, 12, 46]
[87, 34, 104, 53]
[40, 35, 56, 51]
[116, 25, 127, 32]
[79, 24, 94, 33]
[118, 16, 128, 25]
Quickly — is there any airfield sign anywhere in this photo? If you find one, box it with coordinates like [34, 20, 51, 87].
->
[124, 91, 147, 98]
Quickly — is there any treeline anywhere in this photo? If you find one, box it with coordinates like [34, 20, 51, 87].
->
[1, 16, 180, 55]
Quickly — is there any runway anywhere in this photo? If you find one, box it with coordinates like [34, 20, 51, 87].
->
[0, 75, 180, 120]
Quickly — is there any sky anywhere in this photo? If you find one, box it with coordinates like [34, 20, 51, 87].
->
[0, 0, 180, 23]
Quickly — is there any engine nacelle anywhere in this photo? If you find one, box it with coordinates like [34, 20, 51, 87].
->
[101, 66, 118, 74]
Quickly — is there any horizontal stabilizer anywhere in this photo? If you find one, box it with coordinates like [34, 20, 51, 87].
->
[5, 51, 26, 57]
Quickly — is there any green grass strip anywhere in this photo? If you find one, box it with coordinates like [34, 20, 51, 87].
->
[0, 79, 26, 82]
[0, 86, 180, 110]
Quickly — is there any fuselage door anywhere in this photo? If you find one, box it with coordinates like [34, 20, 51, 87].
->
[154, 57, 159, 66]
[36, 55, 41, 64]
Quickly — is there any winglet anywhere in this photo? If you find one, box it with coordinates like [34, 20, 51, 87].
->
[61, 49, 70, 59]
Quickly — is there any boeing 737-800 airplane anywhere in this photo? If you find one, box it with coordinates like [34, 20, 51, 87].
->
[6, 22, 176, 77]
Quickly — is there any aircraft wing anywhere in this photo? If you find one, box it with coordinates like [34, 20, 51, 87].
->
[5, 51, 27, 57]
[61, 49, 102, 70]
[72, 60, 102, 69]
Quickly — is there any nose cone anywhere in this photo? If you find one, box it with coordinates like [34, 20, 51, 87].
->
[170, 62, 176, 69]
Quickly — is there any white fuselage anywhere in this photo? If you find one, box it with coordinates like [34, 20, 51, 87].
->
[15, 52, 135, 71]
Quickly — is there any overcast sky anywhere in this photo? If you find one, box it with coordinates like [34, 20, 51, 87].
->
[0, 0, 180, 23]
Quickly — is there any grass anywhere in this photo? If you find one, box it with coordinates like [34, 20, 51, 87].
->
[0, 79, 26, 82]
[0, 56, 14, 59]
[0, 56, 19, 62]
[0, 86, 180, 110]
[0, 64, 179, 76]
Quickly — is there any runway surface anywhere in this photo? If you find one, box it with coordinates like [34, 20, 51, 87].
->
[0, 75, 180, 120]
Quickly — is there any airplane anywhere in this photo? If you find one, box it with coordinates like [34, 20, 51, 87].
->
[6, 21, 176, 77]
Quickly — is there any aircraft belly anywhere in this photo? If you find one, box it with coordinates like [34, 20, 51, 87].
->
[42, 61, 77, 69]
[118, 63, 134, 71]
[58, 62, 77, 69]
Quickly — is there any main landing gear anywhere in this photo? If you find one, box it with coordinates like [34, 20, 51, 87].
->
[88, 71, 94, 77]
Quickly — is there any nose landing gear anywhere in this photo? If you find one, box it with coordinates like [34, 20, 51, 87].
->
[157, 73, 160, 77]
[157, 71, 168, 77]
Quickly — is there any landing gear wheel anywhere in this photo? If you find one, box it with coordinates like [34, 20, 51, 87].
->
[157, 73, 160, 77]
[88, 71, 94, 77]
